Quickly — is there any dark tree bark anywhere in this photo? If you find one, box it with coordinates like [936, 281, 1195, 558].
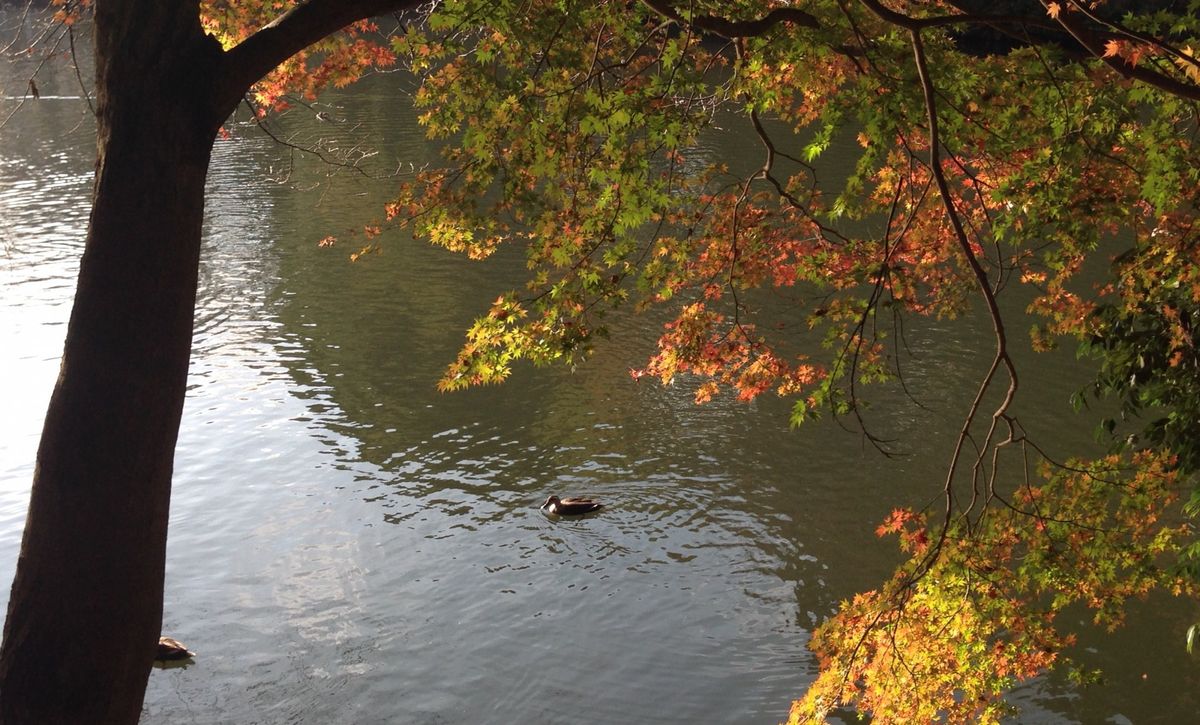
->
[0, 5, 225, 721]
[0, 1, 416, 721]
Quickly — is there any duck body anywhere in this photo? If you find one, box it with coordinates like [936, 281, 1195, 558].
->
[541, 495, 604, 516]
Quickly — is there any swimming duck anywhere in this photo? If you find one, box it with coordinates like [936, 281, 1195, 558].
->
[541, 495, 604, 516]
[155, 636, 195, 662]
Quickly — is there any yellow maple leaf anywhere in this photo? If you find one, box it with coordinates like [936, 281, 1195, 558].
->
[1173, 46, 1200, 84]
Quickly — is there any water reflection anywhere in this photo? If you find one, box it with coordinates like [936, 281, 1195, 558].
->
[1, 45, 1198, 724]
[0, 70, 94, 544]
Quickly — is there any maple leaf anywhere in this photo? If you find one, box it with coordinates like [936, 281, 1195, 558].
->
[1173, 46, 1200, 84]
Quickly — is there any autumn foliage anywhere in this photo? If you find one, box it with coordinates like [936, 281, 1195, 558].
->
[182, 0, 1200, 721]
[200, 0, 398, 113]
[793, 450, 1191, 723]
[345, 1, 1200, 721]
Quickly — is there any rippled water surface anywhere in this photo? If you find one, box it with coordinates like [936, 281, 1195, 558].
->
[3, 30, 1199, 724]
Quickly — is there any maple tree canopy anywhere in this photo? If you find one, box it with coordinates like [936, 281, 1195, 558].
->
[372, 2, 1200, 721]
[225, 0, 1200, 722]
[16, 0, 1200, 722]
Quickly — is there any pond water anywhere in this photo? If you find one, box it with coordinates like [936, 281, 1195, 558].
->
[2, 27, 1199, 724]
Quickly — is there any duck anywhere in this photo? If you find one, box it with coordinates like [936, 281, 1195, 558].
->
[541, 495, 604, 516]
[155, 636, 195, 662]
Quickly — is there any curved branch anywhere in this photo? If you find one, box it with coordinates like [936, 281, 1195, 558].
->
[218, 0, 422, 114]
[1064, 0, 1200, 73]
[1042, 0, 1200, 102]
[908, 26, 1019, 569]
[861, 2, 1058, 33]
[639, 0, 819, 38]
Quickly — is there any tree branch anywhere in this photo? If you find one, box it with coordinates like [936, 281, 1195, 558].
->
[639, 0, 819, 38]
[1044, 1, 1200, 102]
[217, 0, 422, 113]
[908, 26, 1018, 572]
[858, 0, 1056, 33]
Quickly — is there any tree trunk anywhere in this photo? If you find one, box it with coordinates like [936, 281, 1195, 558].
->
[0, 3, 226, 722]
[0, 0, 417, 719]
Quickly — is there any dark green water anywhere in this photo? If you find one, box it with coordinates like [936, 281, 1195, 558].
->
[2, 35, 1198, 723]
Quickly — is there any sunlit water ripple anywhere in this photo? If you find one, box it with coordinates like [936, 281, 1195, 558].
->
[3, 49, 1198, 724]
